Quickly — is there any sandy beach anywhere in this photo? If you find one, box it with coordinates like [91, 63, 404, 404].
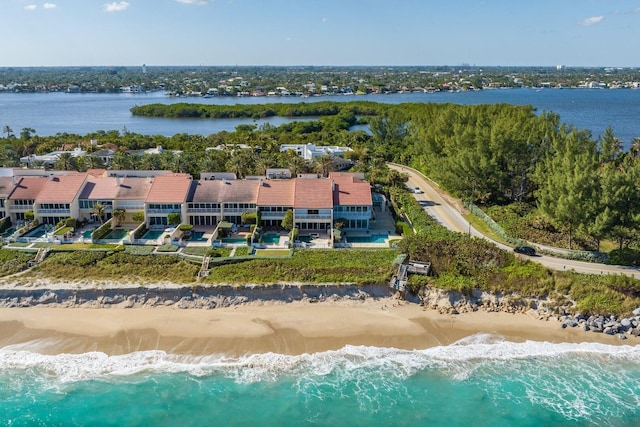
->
[0, 298, 632, 356]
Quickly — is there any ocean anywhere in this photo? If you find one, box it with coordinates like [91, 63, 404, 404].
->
[1, 336, 639, 426]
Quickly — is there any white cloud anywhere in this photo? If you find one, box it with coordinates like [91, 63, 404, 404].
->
[24, 5, 37, 10]
[176, 0, 209, 4]
[580, 16, 604, 26]
[321, 17, 327, 23]
[43, 3, 57, 9]
[104, 1, 130, 12]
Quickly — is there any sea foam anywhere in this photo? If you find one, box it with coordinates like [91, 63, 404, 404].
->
[0, 334, 638, 384]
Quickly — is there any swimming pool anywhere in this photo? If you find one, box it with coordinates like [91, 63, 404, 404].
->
[103, 228, 129, 240]
[142, 229, 164, 240]
[347, 234, 388, 244]
[298, 235, 313, 243]
[190, 231, 207, 242]
[82, 230, 94, 239]
[222, 237, 247, 245]
[261, 234, 281, 245]
[23, 225, 46, 238]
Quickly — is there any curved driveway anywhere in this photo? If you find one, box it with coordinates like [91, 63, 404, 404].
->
[388, 163, 640, 279]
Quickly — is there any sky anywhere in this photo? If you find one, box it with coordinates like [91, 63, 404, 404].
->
[1, 0, 639, 67]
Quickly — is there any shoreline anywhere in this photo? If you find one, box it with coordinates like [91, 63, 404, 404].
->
[0, 298, 634, 357]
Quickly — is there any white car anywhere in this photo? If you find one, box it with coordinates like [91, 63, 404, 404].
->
[413, 187, 423, 194]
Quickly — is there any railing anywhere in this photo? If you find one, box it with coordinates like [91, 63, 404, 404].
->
[116, 202, 144, 210]
[38, 209, 71, 214]
[223, 208, 256, 214]
[10, 205, 34, 211]
[187, 208, 221, 213]
[259, 212, 286, 219]
[146, 208, 181, 214]
[294, 214, 333, 220]
[333, 212, 372, 220]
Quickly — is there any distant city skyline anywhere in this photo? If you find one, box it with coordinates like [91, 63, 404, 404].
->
[2, 0, 639, 67]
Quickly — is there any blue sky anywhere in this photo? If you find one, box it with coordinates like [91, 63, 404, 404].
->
[2, 0, 639, 67]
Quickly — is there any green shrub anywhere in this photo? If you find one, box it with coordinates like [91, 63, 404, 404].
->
[178, 224, 193, 232]
[167, 212, 181, 225]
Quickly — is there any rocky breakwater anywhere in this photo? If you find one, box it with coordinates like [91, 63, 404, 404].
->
[560, 307, 640, 340]
[0, 284, 392, 309]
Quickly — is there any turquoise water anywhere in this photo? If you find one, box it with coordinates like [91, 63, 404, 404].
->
[82, 230, 93, 239]
[23, 225, 46, 238]
[189, 231, 207, 242]
[104, 228, 129, 240]
[298, 235, 313, 243]
[143, 229, 164, 240]
[261, 234, 281, 244]
[348, 234, 388, 243]
[1, 338, 639, 426]
[222, 237, 247, 244]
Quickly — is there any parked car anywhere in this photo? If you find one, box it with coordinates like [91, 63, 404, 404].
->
[514, 246, 536, 256]
[413, 187, 424, 194]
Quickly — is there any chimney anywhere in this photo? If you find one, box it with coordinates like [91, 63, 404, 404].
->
[116, 176, 121, 187]
[331, 179, 335, 191]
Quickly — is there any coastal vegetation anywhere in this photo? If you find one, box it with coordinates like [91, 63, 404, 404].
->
[3, 97, 640, 314]
[11, 249, 397, 287]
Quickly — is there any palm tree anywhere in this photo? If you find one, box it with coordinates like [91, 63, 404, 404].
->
[286, 155, 308, 176]
[2, 125, 13, 139]
[138, 154, 161, 170]
[313, 154, 335, 177]
[109, 152, 132, 170]
[54, 152, 77, 171]
[226, 153, 249, 178]
[630, 137, 640, 158]
[111, 209, 126, 226]
[92, 203, 106, 224]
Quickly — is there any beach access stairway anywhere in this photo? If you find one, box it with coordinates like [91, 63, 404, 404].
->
[390, 259, 431, 292]
[197, 256, 211, 277]
[28, 247, 51, 267]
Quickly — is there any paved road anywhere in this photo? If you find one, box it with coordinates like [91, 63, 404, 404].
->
[388, 163, 640, 279]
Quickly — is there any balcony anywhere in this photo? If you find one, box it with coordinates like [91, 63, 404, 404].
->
[11, 205, 34, 212]
[38, 208, 71, 215]
[223, 208, 256, 214]
[147, 208, 181, 214]
[116, 202, 145, 210]
[334, 211, 371, 220]
[294, 214, 333, 220]
[187, 207, 221, 213]
[259, 212, 285, 219]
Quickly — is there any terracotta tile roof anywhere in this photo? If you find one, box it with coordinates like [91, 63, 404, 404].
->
[8, 177, 50, 201]
[36, 174, 88, 204]
[0, 177, 16, 198]
[332, 176, 372, 206]
[146, 174, 192, 203]
[257, 180, 295, 207]
[188, 180, 221, 203]
[115, 177, 153, 200]
[79, 176, 119, 200]
[294, 178, 333, 209]
[219, 180, 260, 203]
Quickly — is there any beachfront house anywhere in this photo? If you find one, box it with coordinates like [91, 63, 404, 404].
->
[144, 174, 192, 227]
[331, 175, 373, 231]
[257, 180, 294, 228]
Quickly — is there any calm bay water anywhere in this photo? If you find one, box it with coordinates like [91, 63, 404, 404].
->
[2, 90, 640, 425]
[1, 338, 639, 426]
[0, 89, 639, 146]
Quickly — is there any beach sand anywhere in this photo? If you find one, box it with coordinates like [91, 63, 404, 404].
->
[0, 298, 632, 356]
